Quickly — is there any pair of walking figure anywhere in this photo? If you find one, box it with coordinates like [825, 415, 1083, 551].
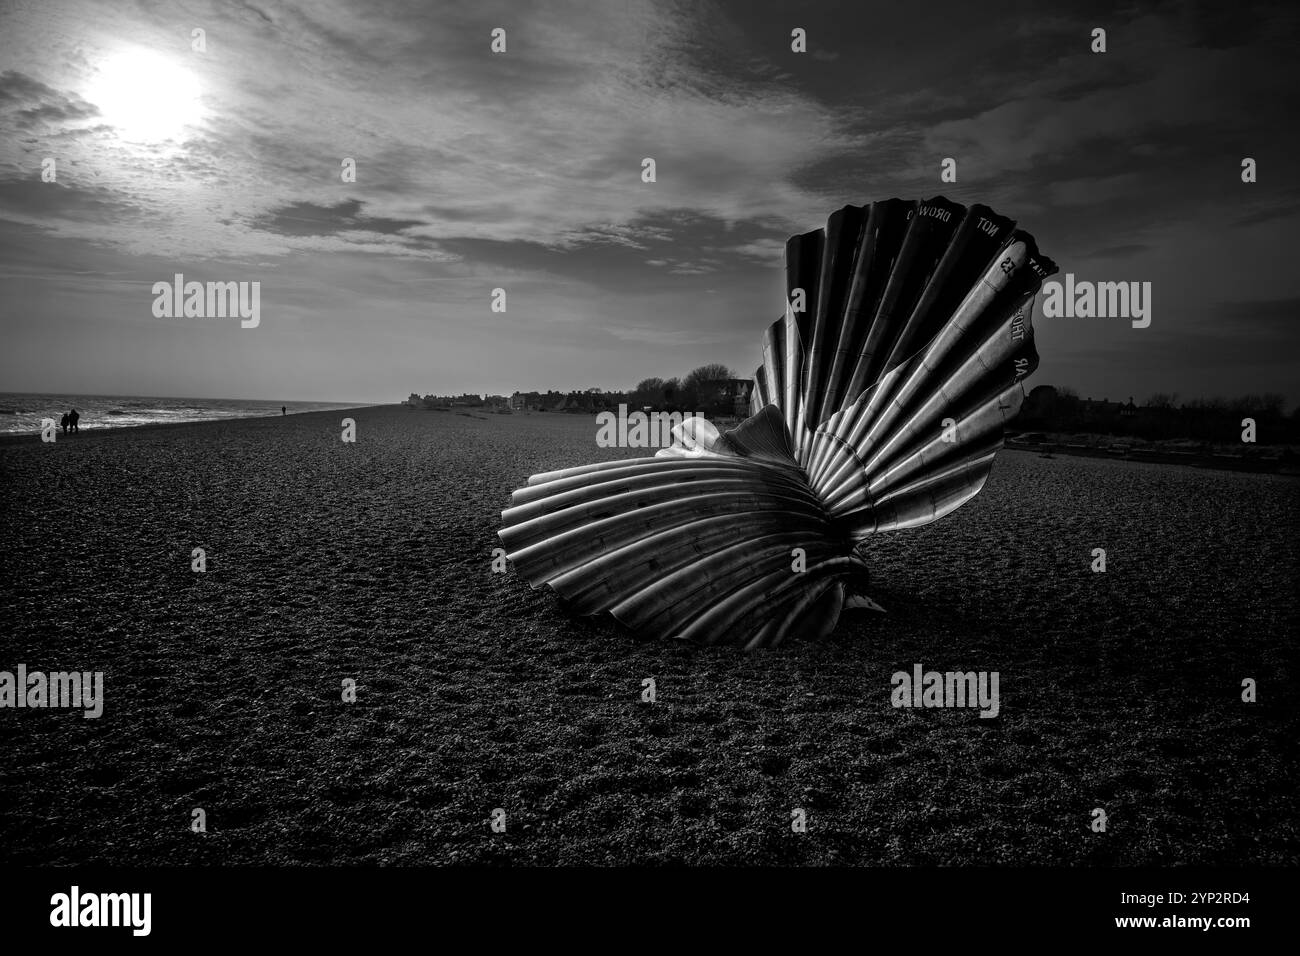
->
[60, 409, 79, 434]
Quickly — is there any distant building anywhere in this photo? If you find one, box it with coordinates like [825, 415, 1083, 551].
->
[1011, 383, 1298, 444]
[1021, 384, 1058, 422]
[727, 379, 753, 417]
[698, 378, 753, 418]
[420, 381, 740, 419]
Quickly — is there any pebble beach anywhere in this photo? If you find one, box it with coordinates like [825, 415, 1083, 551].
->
[1, 404, 1296, 865]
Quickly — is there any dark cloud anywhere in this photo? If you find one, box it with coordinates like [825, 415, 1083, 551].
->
[0, 179, 142, 223]
[238, 2, 276, 25]
[0, 70, 99, 129]
[252, 198, 424, 237]
[434, 209, 789, 296]
[1233, 200, 1300, 228]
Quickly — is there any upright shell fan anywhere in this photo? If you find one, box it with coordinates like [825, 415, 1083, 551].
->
[499, 197, 1057, 648]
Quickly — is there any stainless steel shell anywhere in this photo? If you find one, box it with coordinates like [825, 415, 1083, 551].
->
[499, 197, 1057, 646]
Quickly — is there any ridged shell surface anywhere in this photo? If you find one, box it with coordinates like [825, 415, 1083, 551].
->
[500, 197, 1057, 647]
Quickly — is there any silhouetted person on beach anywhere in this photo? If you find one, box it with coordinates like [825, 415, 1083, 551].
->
[68, 408, 79, 432]
[282, 406, 286, 416]
[60, 413, 69, 434]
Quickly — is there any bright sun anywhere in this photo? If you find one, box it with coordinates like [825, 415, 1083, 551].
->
[92, 50, 202, 143]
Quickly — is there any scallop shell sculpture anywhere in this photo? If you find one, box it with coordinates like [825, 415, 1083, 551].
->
[499, 197, 1057, 648]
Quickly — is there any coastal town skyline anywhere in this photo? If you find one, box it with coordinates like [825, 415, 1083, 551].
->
[408, 383, 1295, 409]
[5, 374, 1292, 414]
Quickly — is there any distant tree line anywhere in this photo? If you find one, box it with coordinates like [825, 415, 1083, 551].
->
[427, 364, 754, 417]
[1018, 386, 1299, 444]
[502, 364, 749, 416]
[629, 364, 739, 414]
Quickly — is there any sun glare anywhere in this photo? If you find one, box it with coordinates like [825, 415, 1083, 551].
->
[91, 50, 203, 143]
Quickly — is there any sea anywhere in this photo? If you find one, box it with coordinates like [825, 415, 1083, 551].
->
[0, 393, 372, 435]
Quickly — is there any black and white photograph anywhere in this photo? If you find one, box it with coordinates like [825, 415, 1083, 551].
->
[0, 0, 1296, 940]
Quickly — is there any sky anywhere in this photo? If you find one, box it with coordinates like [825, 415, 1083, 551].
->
[0, 0, 1297, 405]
